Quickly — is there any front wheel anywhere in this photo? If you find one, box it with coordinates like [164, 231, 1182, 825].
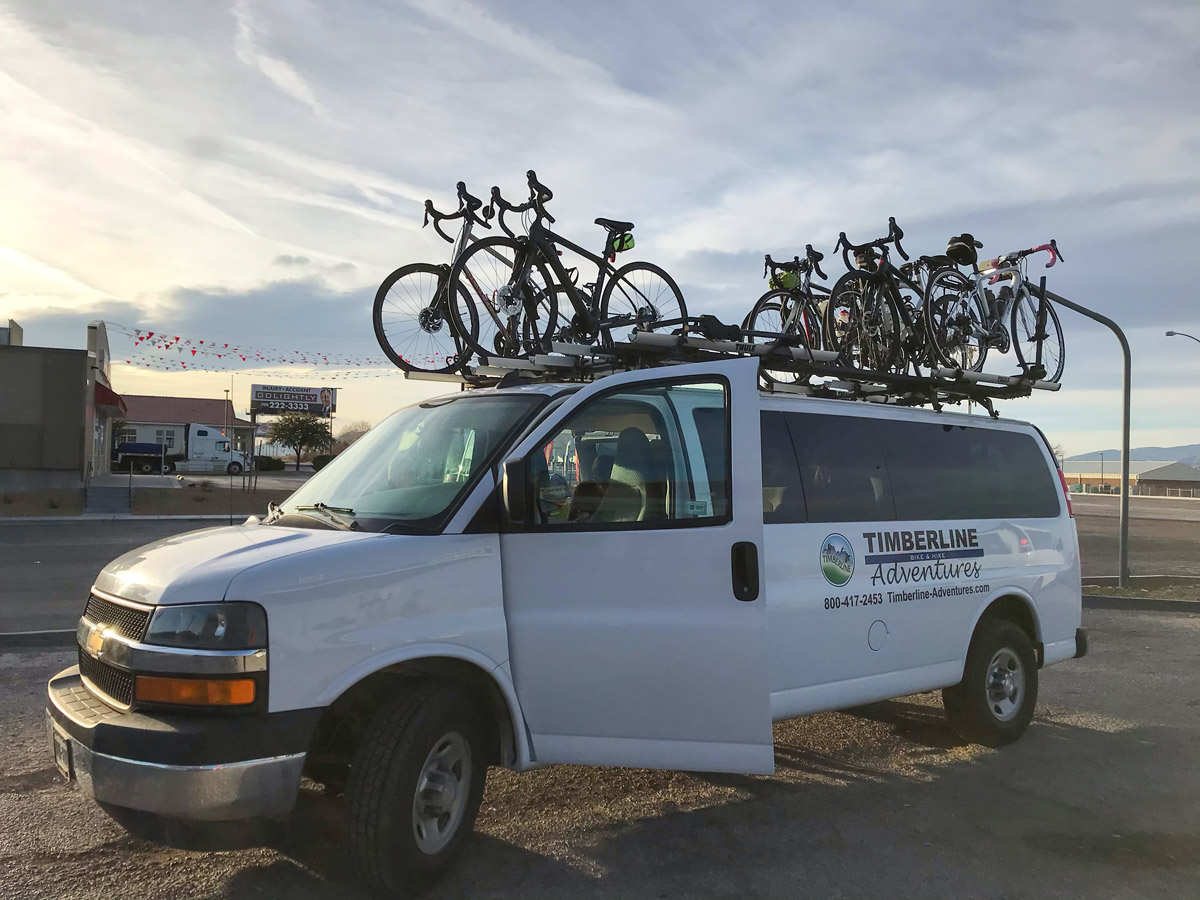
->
[824, 271, 901, 373]
[373, 262, 477, 373]
[942, 618, 1038, 747]
[226, 462, 243, 476]
[597, 261, 687, 347]
[346, 683, 489, 897]
[1011, 290, 1065, 383]
[745, 289, 821, 386]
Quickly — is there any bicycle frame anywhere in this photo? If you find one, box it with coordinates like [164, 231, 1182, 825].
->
[966, 259, 1027, 340]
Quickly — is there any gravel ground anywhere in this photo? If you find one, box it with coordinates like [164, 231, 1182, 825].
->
[2, 608, 1198, 899]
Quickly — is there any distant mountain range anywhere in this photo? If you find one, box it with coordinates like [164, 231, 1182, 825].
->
[1068, 444, 1200, 466]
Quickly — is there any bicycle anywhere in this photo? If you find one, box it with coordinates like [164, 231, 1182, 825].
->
[824, 217, 938, 374]
[923, 237, 1065, 382]
[372, 182, 491, 373]
[742, 245, 829, 385]
[445, 170, 687, 361]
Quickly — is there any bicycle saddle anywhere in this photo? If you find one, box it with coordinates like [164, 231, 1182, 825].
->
[595, 217, 634, 233]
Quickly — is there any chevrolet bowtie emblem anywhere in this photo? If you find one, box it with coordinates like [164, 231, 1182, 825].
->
[86, 624, 107, 657]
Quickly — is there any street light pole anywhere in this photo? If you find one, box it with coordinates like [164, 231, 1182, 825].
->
[1166, 330, 1200, 345]
[225, 388, 233, 526]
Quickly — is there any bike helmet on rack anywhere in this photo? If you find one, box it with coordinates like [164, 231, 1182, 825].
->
[947, 233, 983, 266]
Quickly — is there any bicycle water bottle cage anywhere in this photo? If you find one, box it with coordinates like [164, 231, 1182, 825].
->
[565, 267, 579, 285]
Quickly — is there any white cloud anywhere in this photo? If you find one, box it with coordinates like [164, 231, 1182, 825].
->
[232, 0, 323, 115]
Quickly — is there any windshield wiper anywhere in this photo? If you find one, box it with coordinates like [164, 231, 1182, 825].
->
[294, 503, 358, 530]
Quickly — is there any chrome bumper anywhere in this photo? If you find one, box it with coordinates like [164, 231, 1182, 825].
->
[47, 668, 307, 823]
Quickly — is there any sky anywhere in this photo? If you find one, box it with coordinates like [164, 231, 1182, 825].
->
[1, 0, 1198, 455]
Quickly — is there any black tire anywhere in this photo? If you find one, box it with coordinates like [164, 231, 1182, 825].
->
[824, 271, 901, 372]
[1011, 289, 1065, 383]
[373, 263, 477, 374]
[597, 261, 687, 347]
[447, 236, 558, 362]
[942, 618, 1038, 747]
[138, 461, 154, 475]
[745, 290, 821, 386]
[346, 682, 489, 897]
[226, 462, 243, 476]
[924, 267, 988, 371]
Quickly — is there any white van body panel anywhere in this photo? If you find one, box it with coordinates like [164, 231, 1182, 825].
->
[498, 358, 775, 774]
[223, 532, 510, 714]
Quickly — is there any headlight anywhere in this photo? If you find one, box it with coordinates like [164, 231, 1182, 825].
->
[144, 603, 267, 650]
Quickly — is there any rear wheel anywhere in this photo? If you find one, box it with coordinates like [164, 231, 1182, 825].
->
[942, 618, 1038, 746]
[925, 267, 988, 371]
[373, 263, 477, 373]
[824, 271, 901, 372]
[346, 683, 489, 897]
[598, 261, 687, 347]
[447, 236, 557, 362]
[1011, 289, 1065, 382]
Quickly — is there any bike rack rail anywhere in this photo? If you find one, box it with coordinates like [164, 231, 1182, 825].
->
[403, 320, 1060, 417]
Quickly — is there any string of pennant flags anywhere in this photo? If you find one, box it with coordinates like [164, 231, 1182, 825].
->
[106, 323, 401, 379]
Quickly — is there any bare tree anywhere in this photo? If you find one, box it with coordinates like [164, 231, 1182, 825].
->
[337, 420, 373, 445]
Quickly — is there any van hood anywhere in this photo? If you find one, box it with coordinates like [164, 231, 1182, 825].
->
[94, 525, 382, 606]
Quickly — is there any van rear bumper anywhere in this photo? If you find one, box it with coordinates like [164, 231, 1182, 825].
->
[46, 666, 319, 823]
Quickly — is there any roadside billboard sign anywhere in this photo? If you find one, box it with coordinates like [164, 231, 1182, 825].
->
[250, 384, 337, 416]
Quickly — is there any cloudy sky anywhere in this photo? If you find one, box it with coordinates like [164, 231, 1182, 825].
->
[1, 0, 1197, 454]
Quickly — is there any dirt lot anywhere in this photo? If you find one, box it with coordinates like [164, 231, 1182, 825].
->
[0, 490, 84, 517]
[131, 487, 293, 517]
[3, 608, 1199, 899]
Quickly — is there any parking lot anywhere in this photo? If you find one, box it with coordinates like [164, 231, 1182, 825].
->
[1, 506, 1198, 898]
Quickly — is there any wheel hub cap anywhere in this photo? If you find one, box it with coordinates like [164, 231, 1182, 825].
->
[412, 731, 471, 855]
[986, 648, 1024, 722]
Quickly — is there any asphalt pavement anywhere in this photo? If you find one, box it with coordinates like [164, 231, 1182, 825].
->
[2, 607, 1197, 899]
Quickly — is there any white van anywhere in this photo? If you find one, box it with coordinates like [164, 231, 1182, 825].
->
[46, 358, 1085, 895]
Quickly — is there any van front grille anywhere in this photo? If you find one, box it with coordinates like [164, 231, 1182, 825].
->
[83, 593, 151, 642]
[78, 649, 134, 707]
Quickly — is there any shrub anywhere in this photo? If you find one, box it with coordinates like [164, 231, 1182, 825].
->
[311, 454, 337, 472]
[255, 456, 286, 471]
[199, 479, 214, 493]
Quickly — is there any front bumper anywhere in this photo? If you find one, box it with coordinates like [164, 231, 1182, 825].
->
[46, 666, 320, 823]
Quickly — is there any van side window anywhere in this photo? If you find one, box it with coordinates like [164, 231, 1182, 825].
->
[883, 422, 1060, 519]
[532, 381, 730, 528]
[786, 414, 895, 523]
[760, 411, 806, 523]
[196, 429, 208, 436]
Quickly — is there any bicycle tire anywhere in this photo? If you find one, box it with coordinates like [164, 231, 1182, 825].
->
[373, 262, 477, 373]
[1011, 289, 1065, 383]
[446, 235, 559, 362]
[924, 267, 989, 372]
[824, 271, 901, 372]
[597, 261, 687, 347]
[746, 289, 821, 386]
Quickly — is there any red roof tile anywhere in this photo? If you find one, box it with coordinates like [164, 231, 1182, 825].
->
[121, 395, 252, 428]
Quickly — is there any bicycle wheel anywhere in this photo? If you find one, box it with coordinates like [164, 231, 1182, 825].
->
[597, 261, 687, 347]
[924, 267, 988, 372]
[824, 271, 901, 372]
[746, 289, 821, 386]
[1011, 289, 1065, 382]
[447, 236, 558, 362]
[373, 263, 477, 373]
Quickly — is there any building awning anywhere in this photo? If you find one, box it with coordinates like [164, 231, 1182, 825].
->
[94, 381, 127, 416]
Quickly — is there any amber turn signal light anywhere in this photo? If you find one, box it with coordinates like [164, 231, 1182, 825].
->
[135, 675, 256, 706]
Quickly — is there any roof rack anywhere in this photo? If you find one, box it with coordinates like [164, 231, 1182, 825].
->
[404, 320, 1059, 418]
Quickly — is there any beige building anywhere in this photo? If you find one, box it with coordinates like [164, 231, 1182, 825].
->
[0, 320, 124, 490]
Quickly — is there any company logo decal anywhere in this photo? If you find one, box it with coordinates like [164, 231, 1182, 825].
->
[821, 533, 854, 586]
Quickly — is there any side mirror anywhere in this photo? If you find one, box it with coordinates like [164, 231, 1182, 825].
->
[501, 458, 530, 525]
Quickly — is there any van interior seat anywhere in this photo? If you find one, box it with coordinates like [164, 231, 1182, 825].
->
[593, 427, 654, 522]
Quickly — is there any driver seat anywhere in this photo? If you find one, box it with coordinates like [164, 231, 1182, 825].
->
[592, 427, 652, 522]
[594, 217, 634, 233]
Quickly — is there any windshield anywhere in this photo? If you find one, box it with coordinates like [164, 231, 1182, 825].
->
[279, 393, 541, 532]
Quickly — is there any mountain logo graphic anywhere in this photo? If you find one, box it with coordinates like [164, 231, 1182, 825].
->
[820, 534, 854, 586]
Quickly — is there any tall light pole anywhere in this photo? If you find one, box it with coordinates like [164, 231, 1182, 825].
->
[1166, 330, 1200, 345]
[225, 388, 233, 525]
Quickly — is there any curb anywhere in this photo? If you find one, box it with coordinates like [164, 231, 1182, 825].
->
[0, 630, 77, 649]
[1084, 594, 1200, 613]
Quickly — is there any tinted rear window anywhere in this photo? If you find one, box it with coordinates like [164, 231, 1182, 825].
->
[764, 412, 1060, 523]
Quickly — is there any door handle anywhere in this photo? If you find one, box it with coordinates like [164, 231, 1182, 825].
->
[730, 541, 759, 602]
